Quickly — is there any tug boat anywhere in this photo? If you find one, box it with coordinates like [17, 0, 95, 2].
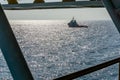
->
[68, 17, 88, 28]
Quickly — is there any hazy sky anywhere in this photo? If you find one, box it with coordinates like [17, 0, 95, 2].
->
[4, 8, 111, 20]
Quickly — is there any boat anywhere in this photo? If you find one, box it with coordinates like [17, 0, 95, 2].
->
[68, 17, 88, 28]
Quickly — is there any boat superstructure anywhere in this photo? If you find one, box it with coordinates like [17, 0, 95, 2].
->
[68, 17, 88, 28]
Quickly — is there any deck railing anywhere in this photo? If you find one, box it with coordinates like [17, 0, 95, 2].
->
[1, 0, 120, 80]
[54, 0, 120, 79]
[2, 1, 103, 10]
[54, 57, 120, 80]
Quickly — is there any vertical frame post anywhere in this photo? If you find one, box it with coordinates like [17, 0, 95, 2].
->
[0, 5, 34, 80]
[118, 62, 120, 80]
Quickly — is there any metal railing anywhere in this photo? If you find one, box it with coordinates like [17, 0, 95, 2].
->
[0, 4, 34, 80]
[2, 1, 103, 10]
[54, 57, 120, 80]
[54, 0, 120, 79]
[1, 0, 120, 80]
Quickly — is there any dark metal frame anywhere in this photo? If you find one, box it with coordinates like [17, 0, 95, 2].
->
[0, 0, 120, 80]
[0, 4, 34, 80]
[54, 0, 120, 80]
[54, 57, 120, 80]
[2, 1, 103, 10]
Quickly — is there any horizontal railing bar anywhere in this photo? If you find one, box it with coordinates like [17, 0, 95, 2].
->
[54, 57, 120, 80]
[2, 1, 103, 10]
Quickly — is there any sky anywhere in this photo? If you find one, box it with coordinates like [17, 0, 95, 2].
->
[0, 0, 111, 20]
[4, 8, 111, 20]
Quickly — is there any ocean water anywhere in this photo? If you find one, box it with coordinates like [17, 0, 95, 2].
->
[0, 20, 120, 80]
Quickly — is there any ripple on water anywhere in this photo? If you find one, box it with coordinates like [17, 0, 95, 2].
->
[0, 20, 120, 80]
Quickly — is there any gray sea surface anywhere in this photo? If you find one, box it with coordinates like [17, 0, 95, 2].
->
[0, 20, 120, 80]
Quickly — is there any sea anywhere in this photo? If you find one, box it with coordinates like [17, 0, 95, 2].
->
[0, 20, 120, 80]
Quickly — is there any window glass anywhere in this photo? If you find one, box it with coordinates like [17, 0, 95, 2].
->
[0, 49, 13, 80]
[2, 1, 120, 79]
[10, 18, 120, 80]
